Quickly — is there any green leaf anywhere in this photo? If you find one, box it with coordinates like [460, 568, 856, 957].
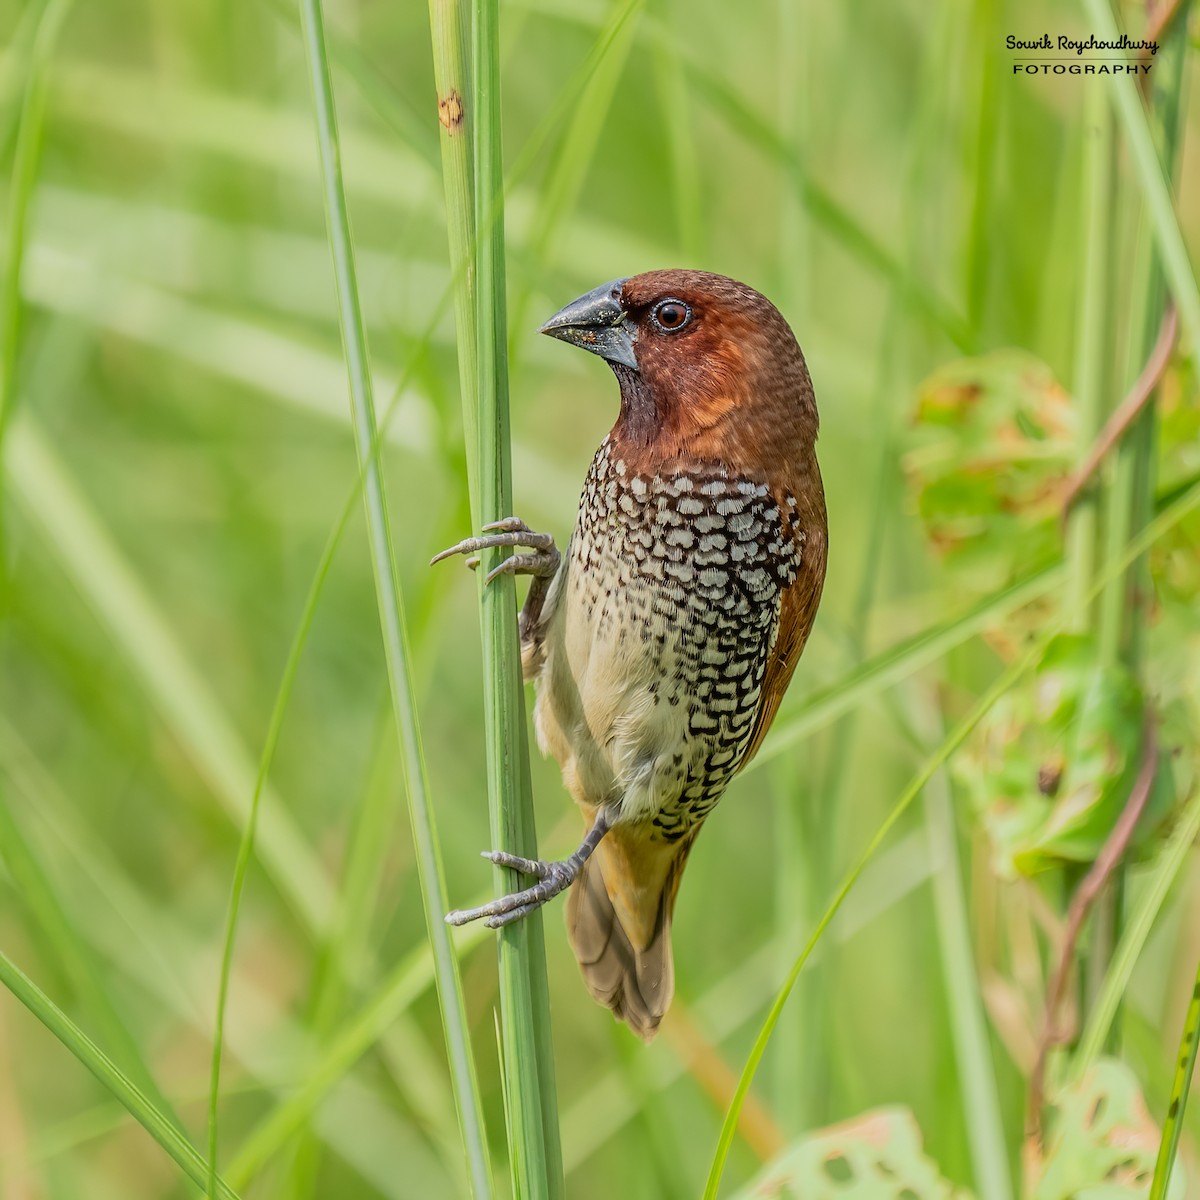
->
[903, 351, 1076, 593]
[732, 1107, 971, 1200]
[953, 633, 1175, 877]
[1032, 1059, 1185, 1200]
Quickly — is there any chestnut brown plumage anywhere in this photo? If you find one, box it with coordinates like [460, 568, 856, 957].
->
[436, 269, 827, 1039]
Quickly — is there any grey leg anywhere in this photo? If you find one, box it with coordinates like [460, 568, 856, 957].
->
[446, 811, 611, 930]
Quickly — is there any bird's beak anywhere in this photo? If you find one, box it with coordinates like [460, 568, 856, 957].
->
[538, 278, 636, 370]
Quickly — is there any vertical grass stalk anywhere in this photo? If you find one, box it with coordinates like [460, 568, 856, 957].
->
[296, 2, 493, 1195]
[1067, 60, 1120, 1029]
[474, 0, 564, 1191]
[1081, 0, 1200, 357]
[1124, 7, 1191, 668]
[1149, 956, 1200, 1200]
[1064, 84, 1111, 630]
[0, 0, 73, 572]
[919, 719, 1012, 1200]
[770, 0, 816, 1134]
[206, 489, 358, 1198]
[1083, 0, 1190, 1012]
[1072, 787, 1200, 1074]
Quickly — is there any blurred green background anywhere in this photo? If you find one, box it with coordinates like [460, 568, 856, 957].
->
[1, 0, 1199, 1196]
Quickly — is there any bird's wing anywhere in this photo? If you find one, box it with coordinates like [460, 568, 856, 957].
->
[740, 501, 827, 766]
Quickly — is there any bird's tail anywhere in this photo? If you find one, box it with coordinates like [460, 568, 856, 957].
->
[565, 823, 697, 1041]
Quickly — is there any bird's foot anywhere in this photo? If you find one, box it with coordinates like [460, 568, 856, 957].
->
[445, 812, 611, 930]
[429, 517, 559, 586]
[446, 850, 580, 929]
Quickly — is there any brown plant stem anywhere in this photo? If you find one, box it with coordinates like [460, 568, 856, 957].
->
[1026, 713, 1159, 1142]
[1139, 0, 1187, 98]
[1146, 0, 1188, 58]
[1060, 306, 1178, 523]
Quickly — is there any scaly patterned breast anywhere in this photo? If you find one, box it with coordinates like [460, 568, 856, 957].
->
[551, 438, 804, 840]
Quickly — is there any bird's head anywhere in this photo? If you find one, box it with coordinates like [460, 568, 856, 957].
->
[539, 269, 817, 471]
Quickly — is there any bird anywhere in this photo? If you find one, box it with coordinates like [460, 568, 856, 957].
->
[433, 270, 827, 1040]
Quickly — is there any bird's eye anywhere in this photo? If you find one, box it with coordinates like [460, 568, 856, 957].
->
[651, 299, 692, 333]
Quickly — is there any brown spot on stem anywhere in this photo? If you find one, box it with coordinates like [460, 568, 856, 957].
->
[1037, 760, 1063, 797]
[438, 89, 464, 133]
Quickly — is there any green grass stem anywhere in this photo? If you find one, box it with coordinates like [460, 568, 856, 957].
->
[201, 232, 496, 1197]
[921, 756, 1012, 1200]
[1081, 0, 1200, 358]
[506, 0, 643, 347]
[5, 420, 337, 931]
[1088, 0, 1188, 1016]
[0, 783, 178, 1127]
[1065, 83, 1111, 630]
[1150, 956, 1200, 1200]
[428, 0, 565, 1190]
[1, 714, 466, 1195]
[706, 641, 1047, 1199]
[224, 918, 490, 1189]
[297, 2, 492, 1195]
[0, 0, 72, 457]
[0, 947, 242, 1200]
[205, 477, 358, 1197]
[472, 0, 564, 1189]
[1072, 786, 1200, 1074]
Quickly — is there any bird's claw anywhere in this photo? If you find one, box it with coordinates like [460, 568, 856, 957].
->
[482, 848, 551, 877]
[445, 852, 577, 928]
[429, 517, 559, 584]
[481, 552, 557, 586]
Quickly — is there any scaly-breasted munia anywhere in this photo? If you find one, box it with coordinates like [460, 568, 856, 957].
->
[435, 270, 827, 1039]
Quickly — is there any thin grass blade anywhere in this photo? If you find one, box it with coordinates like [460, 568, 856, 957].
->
[1073, 787, 1200, 1074]
[0, 788, 179, 1126]
[296, 0, 492, 1193]
[205, 486, 358, 1197]
[0, 948, 242, 1200]
[0, 0, 72, 454]
[1080, 0, 1200, 356]
[224, 920, 490, 1189]
[919, 714, 1012, 1200]
[5, 419, 337, 931]
[1150, 956, 1200, 1200]
[703, 638, 1042, 1199]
